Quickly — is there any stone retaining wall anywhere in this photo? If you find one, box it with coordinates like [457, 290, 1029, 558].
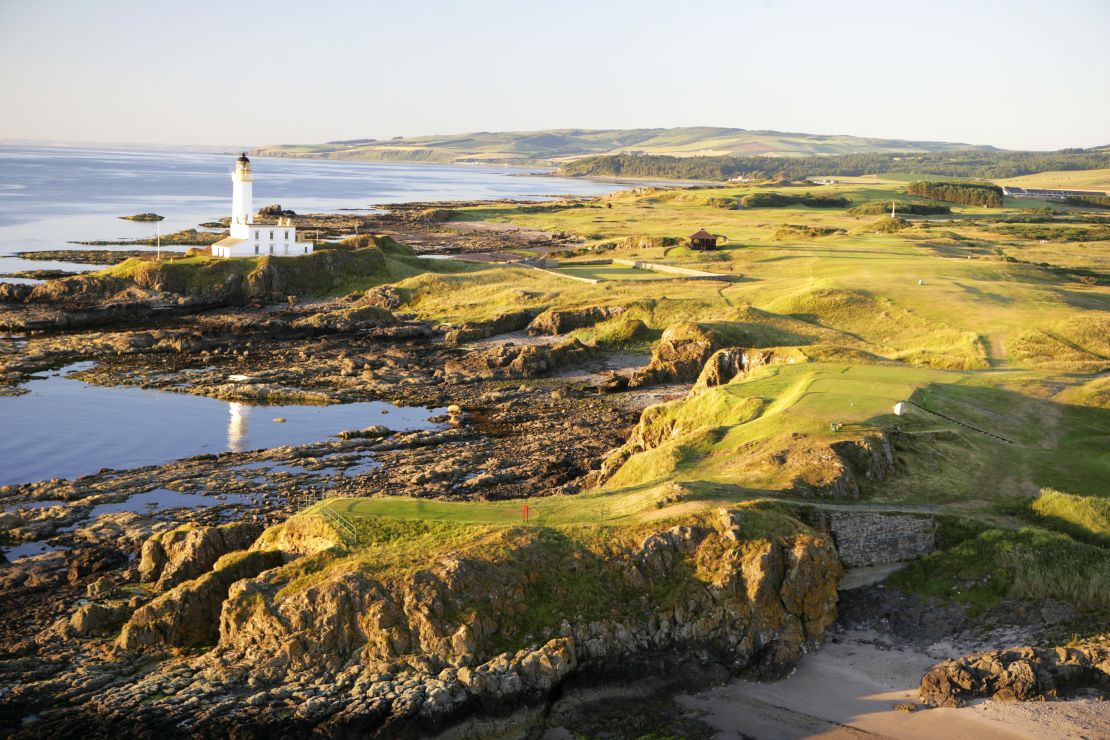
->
[825, 512, 937, 568]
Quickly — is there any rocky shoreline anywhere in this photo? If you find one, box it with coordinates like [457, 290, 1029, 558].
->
[1, 209, 1106, 737]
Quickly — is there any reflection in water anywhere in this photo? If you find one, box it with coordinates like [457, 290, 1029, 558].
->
[0, 363, 445, 486]
[228, 402, 250, 452]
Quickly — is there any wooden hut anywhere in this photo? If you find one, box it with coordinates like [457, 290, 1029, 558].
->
[689, 228, 718, 250]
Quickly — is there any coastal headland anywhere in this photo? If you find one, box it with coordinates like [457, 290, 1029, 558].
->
[1, 171, 1108, 737]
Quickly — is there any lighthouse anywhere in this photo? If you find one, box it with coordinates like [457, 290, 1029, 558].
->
[231, 153, 253, 227]
[210, 154, 313, 258]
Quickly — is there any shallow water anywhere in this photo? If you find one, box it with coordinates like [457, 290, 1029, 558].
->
[0, 145, 625, 275]
[0, 364, 444, 485]
[3, 487, 267, 561]
[71, 487, 261, 522]
[3, 541, 65, 560]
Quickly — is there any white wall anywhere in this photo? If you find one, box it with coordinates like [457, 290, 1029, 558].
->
[231, 175, 253, 226]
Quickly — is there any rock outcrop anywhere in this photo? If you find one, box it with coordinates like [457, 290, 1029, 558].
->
[138, 522, 263, 591]
[444, 337, 593, 380]
[630, 322, 727, 387]
[443, 309, 538, 345]
[526, 306, 626, 336]
[210, 510, 841, 734]
[358, 285, 405, 310]
[289, 304, 395, 334]
[690, 347, 806, 394]
[119, 549, 282, 650]
[920, 644, 1110, 706]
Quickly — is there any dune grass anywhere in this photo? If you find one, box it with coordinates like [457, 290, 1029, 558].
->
[1029, 488, 1110, 546]
[889, 526, 1110, 613]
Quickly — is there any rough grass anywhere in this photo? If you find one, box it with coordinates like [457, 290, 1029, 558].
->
[1029, 489, 1110, 545]
[762, 288, 988, 370]
[1010, 316, 1110, 373]
[889, 527, 1110, 613]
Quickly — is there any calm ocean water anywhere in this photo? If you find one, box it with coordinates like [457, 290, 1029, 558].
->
[0, 145, 624, 276]
[0, 364, 445, 487]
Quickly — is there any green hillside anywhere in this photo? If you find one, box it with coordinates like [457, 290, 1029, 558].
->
[250, 126, 993, 167]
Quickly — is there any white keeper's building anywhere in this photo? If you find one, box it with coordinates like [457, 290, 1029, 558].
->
[211, 154, 313, 258]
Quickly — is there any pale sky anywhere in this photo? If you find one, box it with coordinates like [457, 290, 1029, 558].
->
[1, 0, 1107, 151]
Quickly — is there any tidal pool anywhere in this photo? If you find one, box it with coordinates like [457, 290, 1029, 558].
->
[0, 364, 444, 485]
[3, 487, 265, 561]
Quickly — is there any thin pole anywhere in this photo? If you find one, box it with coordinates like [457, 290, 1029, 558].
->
[156, 220, 161, 260]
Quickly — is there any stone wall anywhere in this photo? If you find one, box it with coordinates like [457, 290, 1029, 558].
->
[825, 512, 937, 568]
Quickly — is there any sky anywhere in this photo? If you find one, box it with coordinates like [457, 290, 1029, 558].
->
[1, 0, 1108, 151]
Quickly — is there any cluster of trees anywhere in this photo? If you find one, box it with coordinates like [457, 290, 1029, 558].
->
[1064, 195, 1110, 209]
[557, 148, 1110, 182]
[906, 181, 1003, 207]
[740, 192, 851, 208]
[848, 201, 951, 216]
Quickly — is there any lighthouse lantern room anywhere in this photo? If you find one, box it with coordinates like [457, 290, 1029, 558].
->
[211, 154, 313, 258]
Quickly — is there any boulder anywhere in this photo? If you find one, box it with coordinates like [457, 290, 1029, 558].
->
[337, 425, 392, 440]
[69, 601, 132, 638]
[358, 285, 405, 310]
[65, 545, 128, 585]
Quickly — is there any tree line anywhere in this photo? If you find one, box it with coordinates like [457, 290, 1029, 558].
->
[1064, 195, 1110, 209]
[906, 181, 1004, 207]
[556, 148, 1110, 182]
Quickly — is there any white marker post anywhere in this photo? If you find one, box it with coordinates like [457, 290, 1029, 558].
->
[156, 220, 161, 261]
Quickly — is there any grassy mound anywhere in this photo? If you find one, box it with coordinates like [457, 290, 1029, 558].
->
[101, 237, 430, 300]
[854, 215, 912, 233]
[1055, 375, 1110, 409]
[764, 287, 988, 370]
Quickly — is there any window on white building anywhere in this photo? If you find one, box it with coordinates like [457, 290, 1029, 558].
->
[284, 230, 289, 239]
[269, 231, 274, 239]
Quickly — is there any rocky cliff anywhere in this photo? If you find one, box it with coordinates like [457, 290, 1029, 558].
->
[198, 508, 841, 734]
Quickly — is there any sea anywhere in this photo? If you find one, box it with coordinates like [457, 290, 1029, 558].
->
[0, 146, 626, 487]
[0, 144, 625, 279]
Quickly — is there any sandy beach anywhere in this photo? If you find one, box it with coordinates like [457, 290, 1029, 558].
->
[678, 632, 1109, 739]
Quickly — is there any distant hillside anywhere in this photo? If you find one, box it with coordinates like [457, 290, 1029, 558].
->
[555, 148, 1110, 182]
[250, 127, 995, 167]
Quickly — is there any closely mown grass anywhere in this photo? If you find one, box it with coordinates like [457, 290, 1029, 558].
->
[890, 527, 1110, 613]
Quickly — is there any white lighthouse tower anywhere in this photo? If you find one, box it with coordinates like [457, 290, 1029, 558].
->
[211, 154, 313, 259]
[231, 153, 253, 228]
